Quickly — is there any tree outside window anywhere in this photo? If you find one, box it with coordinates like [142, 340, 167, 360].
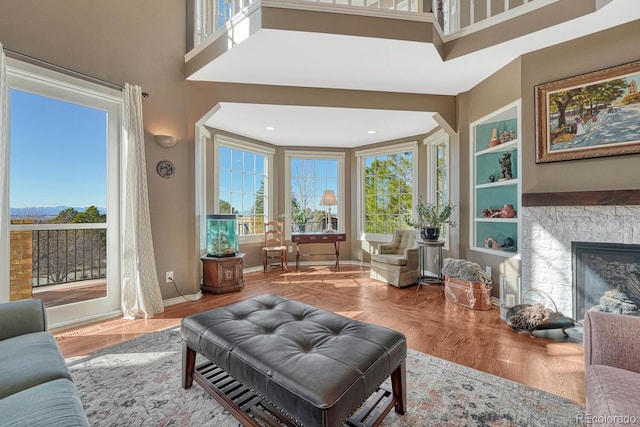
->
[434, 140, 449, 238]
[426, 131, 451, 244]
[218, 145, 267, 236]
[364, 151, 413, 234]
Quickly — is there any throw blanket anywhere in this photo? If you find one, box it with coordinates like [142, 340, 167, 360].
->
[442, 258, 492, 285]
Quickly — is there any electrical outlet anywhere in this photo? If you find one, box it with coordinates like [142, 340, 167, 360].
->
[485, 266, 492, 276]
[166, 271, 174, 283]
[288, 246, 293, 253]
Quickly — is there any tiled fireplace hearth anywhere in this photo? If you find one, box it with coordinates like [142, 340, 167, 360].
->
[521, 199, 640, 319]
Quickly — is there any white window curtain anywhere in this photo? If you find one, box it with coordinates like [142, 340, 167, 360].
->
[0, 44, 9, 301]
[121, 83, 164, 319]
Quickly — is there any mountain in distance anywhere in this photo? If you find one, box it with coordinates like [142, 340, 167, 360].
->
[10, 206, 107, 218]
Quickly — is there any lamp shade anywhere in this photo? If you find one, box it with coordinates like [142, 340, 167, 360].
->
[320, 190, 338, 206]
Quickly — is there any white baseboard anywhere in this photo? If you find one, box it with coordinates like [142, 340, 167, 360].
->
[49, 309, 123, 332]
[163, 291, 203, 307]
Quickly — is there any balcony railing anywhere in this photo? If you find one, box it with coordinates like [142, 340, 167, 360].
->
[10, 223, 107, 289]
[434, 0, 553, 36]
[192, 0, 549, 50]
[193, 0, 419, 48]
[32, 227, 107, 287]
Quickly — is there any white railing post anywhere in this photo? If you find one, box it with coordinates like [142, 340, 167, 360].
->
[470, 0, 475, 26]
[452, 0, 461, 32]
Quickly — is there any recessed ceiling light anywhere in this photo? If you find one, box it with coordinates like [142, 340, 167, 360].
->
[265, 126, 276, 131]
[367, 130, 377, 134]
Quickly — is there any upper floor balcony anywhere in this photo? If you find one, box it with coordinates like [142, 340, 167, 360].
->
[184, 0, 636, 153]
[191, 0, 565, 51]
[185, 0, 624, 95]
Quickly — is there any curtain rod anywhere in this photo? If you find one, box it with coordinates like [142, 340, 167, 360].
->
[3, 47, 149, 98]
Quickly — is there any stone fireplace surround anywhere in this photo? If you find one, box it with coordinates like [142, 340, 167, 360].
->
[520, 191, 640, 318]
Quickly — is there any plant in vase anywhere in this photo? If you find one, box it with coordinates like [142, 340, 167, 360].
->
[291, 195, 308, 232]
[412, 198, 456, 241]
[292, 211, 309, 232]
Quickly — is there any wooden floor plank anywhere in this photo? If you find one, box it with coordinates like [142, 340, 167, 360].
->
[54, 265, 585, 404]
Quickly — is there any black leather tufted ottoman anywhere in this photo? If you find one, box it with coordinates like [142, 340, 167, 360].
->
[181, 293, 407, 427]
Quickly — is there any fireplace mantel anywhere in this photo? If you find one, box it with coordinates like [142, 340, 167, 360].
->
[522, 189, 640, 207]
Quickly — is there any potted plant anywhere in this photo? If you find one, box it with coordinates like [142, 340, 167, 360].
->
[291, 195, 308, 232]
[292, 210, 308, 232]
[412, 197, 456, 241]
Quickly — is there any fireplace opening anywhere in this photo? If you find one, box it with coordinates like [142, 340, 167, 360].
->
[572, 242, 640, 320]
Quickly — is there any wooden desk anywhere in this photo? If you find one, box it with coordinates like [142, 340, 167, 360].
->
[291, 233, 346, 271]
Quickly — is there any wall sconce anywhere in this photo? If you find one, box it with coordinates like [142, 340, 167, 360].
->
[155, 134, 177, 148]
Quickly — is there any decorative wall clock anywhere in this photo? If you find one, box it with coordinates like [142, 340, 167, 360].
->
[156, 160, 175, 178]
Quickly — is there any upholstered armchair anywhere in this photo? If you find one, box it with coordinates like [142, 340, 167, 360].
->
[369, 230, 419, 288]
[583, 310, 640, 421]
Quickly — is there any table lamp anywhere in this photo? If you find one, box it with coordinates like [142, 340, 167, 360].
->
[320, 190, 338, 232]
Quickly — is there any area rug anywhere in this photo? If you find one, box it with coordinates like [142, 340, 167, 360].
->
[66, 327, 584, 426]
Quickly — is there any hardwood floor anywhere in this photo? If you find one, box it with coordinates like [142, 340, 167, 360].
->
[34, 281, 106, 308]
[54, 265, 585, 405]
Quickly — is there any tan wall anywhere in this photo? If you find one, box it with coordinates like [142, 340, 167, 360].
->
[521, 20, 640, 193]
[457, 19, 640, 290]
[0, 0, 191, 299]
[458, 58, 522, 290]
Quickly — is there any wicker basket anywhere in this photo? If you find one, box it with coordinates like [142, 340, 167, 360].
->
[444, 276, 493, 311]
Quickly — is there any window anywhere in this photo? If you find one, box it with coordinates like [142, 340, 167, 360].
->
[426, 130, 451, 242]
[356, 142, 418, 239]
[217, 0, 232, 28]
[214, 136, 273, 240]
[285, 151, 344, 235]
[5, 59, 121, 326]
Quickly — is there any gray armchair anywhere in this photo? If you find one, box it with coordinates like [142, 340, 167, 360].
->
[369, 230, 419, 288]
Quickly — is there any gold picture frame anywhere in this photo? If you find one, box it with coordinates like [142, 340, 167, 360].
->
[535, 60, 640, 163]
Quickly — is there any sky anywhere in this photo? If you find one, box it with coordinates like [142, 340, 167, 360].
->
[9, 89, 107, 209]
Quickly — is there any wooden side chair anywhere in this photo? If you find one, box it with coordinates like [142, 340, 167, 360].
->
[263, 221, 288, 273]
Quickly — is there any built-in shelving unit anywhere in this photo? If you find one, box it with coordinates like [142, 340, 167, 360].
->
[470, 100, 521, 257]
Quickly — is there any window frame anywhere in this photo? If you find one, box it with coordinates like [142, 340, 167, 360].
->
[355, 141, 418, 242]
[425, 129, 451, 249]
[213, 134, 274, 244]
[4, 59, 122, 326]
[284, 150, 345, 239]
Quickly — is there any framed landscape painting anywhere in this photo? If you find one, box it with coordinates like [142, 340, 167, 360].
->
[535, 60, 640, 163]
